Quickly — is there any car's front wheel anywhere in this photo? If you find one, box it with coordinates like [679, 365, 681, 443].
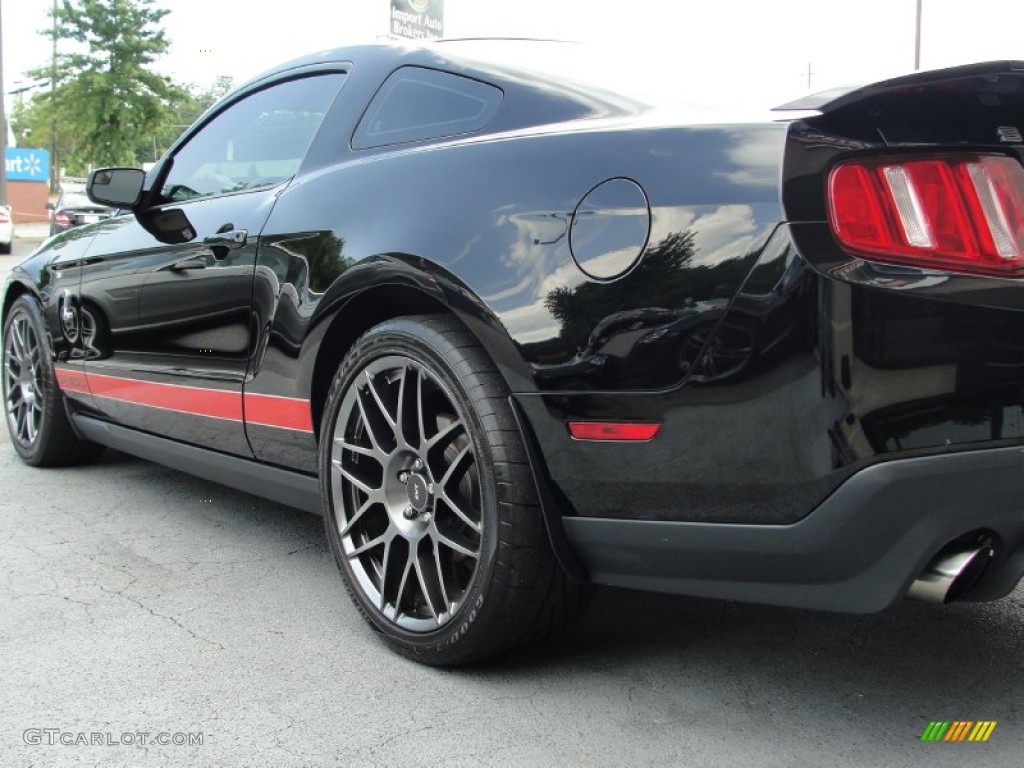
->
[320, 314, 586, 665]
[2, 295, 103, 465]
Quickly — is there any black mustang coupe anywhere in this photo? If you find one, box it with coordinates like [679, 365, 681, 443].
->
[5, 41, 1024, 664]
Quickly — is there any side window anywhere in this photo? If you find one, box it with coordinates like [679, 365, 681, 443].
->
[161, 73, 345, 202]
[353, 67, 502, 150]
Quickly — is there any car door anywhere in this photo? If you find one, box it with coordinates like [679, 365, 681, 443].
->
[76, 71, 347, 456]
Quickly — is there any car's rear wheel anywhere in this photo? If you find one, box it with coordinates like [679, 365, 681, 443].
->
[321, 314, 587, 665]
[2, 295, 103, 465]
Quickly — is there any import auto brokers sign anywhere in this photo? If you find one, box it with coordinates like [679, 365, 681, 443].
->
[391, 0, 443, 39]
[5, 148, 50, 182]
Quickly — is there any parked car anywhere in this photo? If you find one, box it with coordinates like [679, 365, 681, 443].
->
[48, 187, 115, 236]
[4, 41, 1024, 665]
[0, 204, 12, 254]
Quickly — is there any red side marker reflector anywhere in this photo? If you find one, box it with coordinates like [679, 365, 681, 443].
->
[567, 422, 661, 441]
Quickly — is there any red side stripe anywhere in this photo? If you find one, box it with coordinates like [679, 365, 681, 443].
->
[54, 367, 91, 395]
[86, 371, 244, 422]
[244, 393, 314, 433]
[58, 369, 314, 432]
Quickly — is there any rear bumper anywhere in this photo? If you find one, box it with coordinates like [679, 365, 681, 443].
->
[563, 444, 1024, 612]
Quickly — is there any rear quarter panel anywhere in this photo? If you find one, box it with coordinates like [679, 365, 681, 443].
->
[258, 119, 787, 395]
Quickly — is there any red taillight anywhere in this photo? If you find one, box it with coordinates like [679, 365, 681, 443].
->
[0, 211, 8, 223]
[54, 212, 72, 227]
[828, 154, 1024, 276]
[567, 422, 661, 441]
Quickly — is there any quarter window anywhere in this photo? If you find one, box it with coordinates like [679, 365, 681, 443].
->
[161, 74, 345, 202]
[353, 67, 502, 150]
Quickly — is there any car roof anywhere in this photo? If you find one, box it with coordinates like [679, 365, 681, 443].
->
[240, 38, 781, 121]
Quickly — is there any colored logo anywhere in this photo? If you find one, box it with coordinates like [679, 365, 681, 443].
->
[408, 0, 430, 12]
[921, 721, 997, 742]
[5, 148, 51, 182]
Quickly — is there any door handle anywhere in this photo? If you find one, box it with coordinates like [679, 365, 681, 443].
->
[166, 257, 206, 271]
[204, 228, 248, 260]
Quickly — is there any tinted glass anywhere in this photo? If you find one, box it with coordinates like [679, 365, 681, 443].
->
[59, 193, 97, 209]
[353, 67, 502, 150]
[161, 74, 345, 202]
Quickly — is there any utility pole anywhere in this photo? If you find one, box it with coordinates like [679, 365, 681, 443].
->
[0, 0, 8, 208]
[806, 62, 814, 90]
[914, 0, 923, 70]
[50, 0, 58, 193]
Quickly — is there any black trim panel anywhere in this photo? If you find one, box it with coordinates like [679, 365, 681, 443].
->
[508, 396, 589, 583]
[564, 445, 1024, 612]
[71, 414, 322, 515]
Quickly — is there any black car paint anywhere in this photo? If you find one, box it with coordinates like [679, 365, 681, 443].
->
[5, 44, 1024, 611]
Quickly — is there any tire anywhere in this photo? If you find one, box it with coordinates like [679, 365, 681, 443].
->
[320, 314, 587, 665]
[2, 295, 104, 466]
[0, 242, 11, 255]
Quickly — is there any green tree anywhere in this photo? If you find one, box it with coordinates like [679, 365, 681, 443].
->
[50, 0, 184, 168]
[16, 0, 199, 177]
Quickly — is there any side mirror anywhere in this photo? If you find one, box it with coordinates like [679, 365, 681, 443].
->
[45, 202, 55, 211]
[87, 167, 145, 209]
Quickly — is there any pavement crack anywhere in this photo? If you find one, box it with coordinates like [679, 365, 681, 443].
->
[101, 586, 224, 650]
[363, 724, 435, 757]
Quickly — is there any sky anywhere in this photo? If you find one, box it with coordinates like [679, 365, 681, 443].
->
[3, 0, 1024, 111]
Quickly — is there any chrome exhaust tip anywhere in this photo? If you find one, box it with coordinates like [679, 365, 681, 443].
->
[908, 545, 994, 604]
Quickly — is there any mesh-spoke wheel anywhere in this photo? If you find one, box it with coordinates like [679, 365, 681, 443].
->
[331, 355, 482, 632]
[2, 295, 103, 466]
[321, 315, 589, 665]
[3, 311, 44, 448]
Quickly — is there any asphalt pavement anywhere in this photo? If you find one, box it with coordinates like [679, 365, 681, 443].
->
[2, 236, 1023, 767]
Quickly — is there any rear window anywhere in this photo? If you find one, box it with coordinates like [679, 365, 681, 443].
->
[353, 67, 503, 150]
[59, 193, 94, 209]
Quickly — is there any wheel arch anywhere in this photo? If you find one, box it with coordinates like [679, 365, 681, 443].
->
[1, 280, 34, 328]
[306, 270, 536, 444]
[308, 283, 450, 440]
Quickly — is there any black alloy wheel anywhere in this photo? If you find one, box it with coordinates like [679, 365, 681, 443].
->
[331, 353, 483, 632]
[4, 307, 44, 449]
[2, 295, 102, 465]
[321, 314, 588, 665]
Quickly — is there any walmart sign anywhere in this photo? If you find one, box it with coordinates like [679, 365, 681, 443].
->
[5, 148, 50, 182]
